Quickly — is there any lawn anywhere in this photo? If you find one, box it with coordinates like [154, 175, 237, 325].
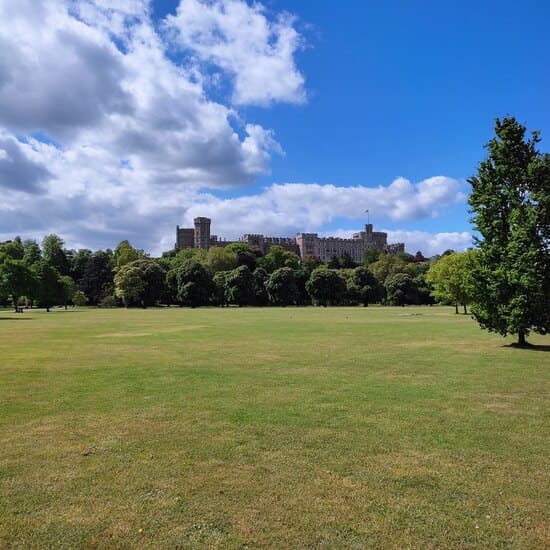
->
[0, 306, 548, 548]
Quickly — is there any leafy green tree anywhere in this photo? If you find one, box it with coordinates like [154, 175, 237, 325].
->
[224, 265, 254, 306]
[70, 248, 92, 282]
[252, 268, 269, 306]
[468, 117, 550, 345]
[226, 242, 259, 271]
[306, 268, 347, 306]
[22, 239, 42, 266]
[32, 261, 61, 311]
[363, 249, 380, 266]
[338, 251, 356, 269]
[349, 266, 381, 306]
[42, 234, 70, 276]
[114, 240, 144, 268]
[79, 251, 114, 305]
[266, 267, 299, 306]
[0, 259, 35, 311]
[204, 246, 237, 274]
[258, 246, 300, 273]
[129, 259, 166, 306]
[370, 253, 415, 284]
[115, 265, 146, 307]
[58, 275, 77, 309]
[173, 260, 213, 307]
[384, 273, 419, 306]
[426, 252, 475, 313]
[0, 237, 24, 260]
[212, 271, 229, 306]
[73, 290, 88, 306]
[301, 255, 322, 275]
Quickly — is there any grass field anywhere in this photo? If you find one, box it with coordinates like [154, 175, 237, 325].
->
[1, 306, 549, 548]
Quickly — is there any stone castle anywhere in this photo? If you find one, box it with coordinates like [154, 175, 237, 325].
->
[176, 217, 405, 262]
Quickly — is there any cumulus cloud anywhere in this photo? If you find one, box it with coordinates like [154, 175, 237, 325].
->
[181, 177, 465, 236]
[165, 0, 306, 106]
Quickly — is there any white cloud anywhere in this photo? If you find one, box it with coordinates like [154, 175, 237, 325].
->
[165, 0, 306, 106]
[181, 177, 466, 236]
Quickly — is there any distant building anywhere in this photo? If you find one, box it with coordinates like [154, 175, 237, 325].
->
[175, 218, 405, 260]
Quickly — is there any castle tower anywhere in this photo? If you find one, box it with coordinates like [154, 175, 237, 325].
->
[194, 217, 211, 250]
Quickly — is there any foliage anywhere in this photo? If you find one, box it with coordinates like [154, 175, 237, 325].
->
[363, 249, 380, 265]
[306, 268, 347, 306]
[0, 237, 24, 261]
[42, 234, 70, 276]
[265, 267, 299, 306]
[32, 261, 61, 312]
[58, 275, 77, 309]
[252, 268, 269, 306]
[204, 246, 238, 274]
[73, 290, 88, 306]
[349, 266, 382, 306]
[79, 251, 114, 305]
[258, 246, 300, 273]
[370, 253, 416, 284]
[468, 117, 550, 345]
[212, 271, 229, 306]
[0, 258, 35, 311]
[173, 259, 213, 307]
[115, 265, 146, 307]
[224, 265, 254, 306]
[426, 251, 476, 313]
[384, 273, 418, 306]
[114, 240, 144, 268]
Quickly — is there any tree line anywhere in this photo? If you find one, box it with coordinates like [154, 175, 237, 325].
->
[0, 233, 464, 311]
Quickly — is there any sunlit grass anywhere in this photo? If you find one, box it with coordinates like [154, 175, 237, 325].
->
[1, 306, 548, 548]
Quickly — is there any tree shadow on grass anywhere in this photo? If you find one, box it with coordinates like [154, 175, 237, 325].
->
[504, 343, 550, 352]
[0, 316, 33, 320]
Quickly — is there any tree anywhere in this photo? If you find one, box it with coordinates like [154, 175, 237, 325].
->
[173, 260, 213, 307]
[384, 273, 418, 306]
[114, 240, 144, 268]
[306, 268, 347, 306]
[252, 268, 269, 306]
[426, 252, 475, 313]
[204, 246, 237, 274]
[265, 267, 299, 306]
[58, 275, 77, 309]
[73, 290, 88, 306]
[370, 253, 415, 284]
[115, 265, 146, 307]
[349, 266, 381, 306]
[258, 246, 300, 273]
[0, 259, 35, 312]
[224, 265, 254, 306]
[22, 239, 42, 266]
[42, 234, 70, 276]
[0, 237, 24, 260]
[70, 248, 92, 283]
[79, 251, 114, 305]
[212, 271, 229, 306]
[32, 261, 61, 311]
[468, 117, 550, 345]
[129, 259, 166, 306]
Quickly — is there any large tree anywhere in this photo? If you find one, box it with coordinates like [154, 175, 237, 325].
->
[306, 268, 346, 306]
[0, 259, 35, 312]
[426, 251, 476, 314]
[468, 117, 550, 345]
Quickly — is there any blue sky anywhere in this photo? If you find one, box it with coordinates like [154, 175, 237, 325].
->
[0, 0, 548, 255]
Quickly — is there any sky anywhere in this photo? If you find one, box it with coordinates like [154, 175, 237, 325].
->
[0, 0, 549, 256]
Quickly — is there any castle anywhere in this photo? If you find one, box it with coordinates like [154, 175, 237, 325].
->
[176, 217, 405, 262]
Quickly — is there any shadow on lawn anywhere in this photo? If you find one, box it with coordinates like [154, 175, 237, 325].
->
[0, 316, 33, 320]
[505, 343, 550, 352]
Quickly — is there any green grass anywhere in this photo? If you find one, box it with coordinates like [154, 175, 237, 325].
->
[1, 306, 549, 548]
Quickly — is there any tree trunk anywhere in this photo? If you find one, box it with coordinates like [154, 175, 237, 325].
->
[455, 302, 458, 314]
[463, 303, 467, 315]
[13, 297, 19, 313]
[518, 331, 527, 346]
